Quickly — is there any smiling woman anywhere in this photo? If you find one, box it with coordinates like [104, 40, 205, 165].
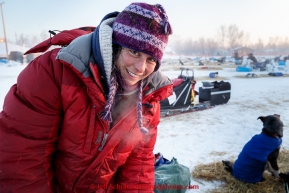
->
[0, 2, 174, 193]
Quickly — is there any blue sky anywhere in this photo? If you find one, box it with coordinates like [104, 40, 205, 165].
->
[1, 0, 289, 44]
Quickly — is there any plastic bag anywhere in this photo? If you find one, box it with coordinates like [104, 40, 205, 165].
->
[154, 157, 191, 193]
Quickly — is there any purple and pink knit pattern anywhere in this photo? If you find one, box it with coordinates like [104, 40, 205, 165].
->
[112, 3, 172, 70]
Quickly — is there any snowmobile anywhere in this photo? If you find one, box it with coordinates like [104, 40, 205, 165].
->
[160, 68, 231, 117]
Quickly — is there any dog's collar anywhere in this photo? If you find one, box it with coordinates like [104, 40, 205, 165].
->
[262, 131, 279, 138]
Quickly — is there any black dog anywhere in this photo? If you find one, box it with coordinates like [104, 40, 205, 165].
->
[222, 114, 283, 183]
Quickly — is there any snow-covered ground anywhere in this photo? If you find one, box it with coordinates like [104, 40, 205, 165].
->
[157, 63, 289, 192]
[1, 60, 289, 192]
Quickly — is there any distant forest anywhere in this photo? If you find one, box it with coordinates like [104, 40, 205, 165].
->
[170, 24, 289, 56]
[11, 30, 49, 48]
[11, 24, 289, 56]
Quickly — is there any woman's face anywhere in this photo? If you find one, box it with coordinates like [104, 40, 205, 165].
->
[116, 47, 157, 87]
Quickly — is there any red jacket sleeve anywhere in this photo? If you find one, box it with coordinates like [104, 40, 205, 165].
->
[0, 49, 63, 193]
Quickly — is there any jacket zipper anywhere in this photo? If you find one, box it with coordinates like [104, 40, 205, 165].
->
[98, 133, 108, 151]
[98, 116, 111, 151]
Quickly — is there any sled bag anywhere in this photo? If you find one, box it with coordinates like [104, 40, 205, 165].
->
[154, 158, 191, 193]
[199, 81, 231, 106]
[268, 72, 283, 76]
[160, 78, 192, 109]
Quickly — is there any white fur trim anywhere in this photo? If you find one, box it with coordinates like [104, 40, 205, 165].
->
[99, 17, 115, 86]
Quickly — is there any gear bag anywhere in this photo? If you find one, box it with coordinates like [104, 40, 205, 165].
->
[154, 157, 191, 193]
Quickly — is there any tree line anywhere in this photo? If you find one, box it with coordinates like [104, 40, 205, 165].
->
[9, 30, 49, 48]
[170, 24, 289, 56]
[10, 24, 289, 57]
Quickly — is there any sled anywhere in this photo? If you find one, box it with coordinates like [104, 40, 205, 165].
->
[268, 72, 283, 77]
[160, 68, 231, 117]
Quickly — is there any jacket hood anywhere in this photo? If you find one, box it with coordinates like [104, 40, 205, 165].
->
[56, 33, 92, 78]
[57, 12, 119, 96]
[92, 12, 119, 95]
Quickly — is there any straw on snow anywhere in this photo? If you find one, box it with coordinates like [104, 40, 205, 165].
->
[191, 148, 289, 193]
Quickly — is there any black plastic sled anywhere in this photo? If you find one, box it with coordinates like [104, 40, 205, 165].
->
[160, 68, 231, 117]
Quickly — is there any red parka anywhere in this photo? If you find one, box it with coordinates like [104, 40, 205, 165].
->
[0, 24, 173, 192]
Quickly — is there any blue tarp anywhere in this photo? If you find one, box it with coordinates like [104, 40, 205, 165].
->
[278, 61, 286, 66]
[236, 66, 252, 72]
[0, 59, 8, 64]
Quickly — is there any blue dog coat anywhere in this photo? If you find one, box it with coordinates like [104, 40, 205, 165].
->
[233, 133, 282, 183]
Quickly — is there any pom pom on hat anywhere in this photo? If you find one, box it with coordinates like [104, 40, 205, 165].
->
[112, 2, 173, 71]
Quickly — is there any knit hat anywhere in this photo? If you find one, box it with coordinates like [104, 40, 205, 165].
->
[258, 114, 283, 138]
[112, 2, 173, 71]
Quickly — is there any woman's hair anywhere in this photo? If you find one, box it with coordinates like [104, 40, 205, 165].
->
[112, 44, 122, 64]
[112, 44, 126, 93]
